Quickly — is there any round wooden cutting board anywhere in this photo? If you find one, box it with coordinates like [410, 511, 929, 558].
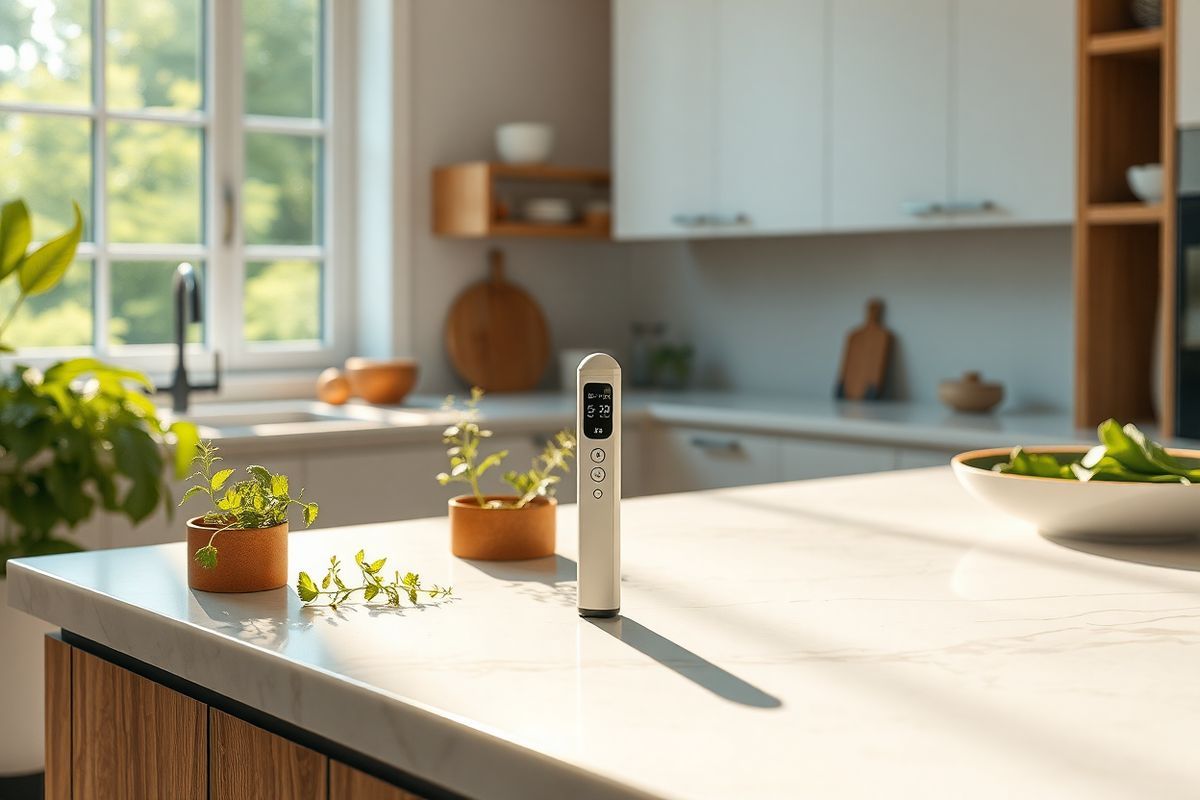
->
[444, 250, 550, 392]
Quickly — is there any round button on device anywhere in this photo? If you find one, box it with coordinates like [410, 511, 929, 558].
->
[593, 489, 603, 499]
[590, 466, 606, 482]
[590, 448, 605, 463]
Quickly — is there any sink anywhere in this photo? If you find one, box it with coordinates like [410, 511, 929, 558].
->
[187, 410, 353, 428]
[173, 401, 455, 438]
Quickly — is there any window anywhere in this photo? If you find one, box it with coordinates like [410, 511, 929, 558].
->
[0, 0, 347, 370]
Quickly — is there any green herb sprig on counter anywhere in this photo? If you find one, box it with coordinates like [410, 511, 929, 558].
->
[995, 419, 1200, 483]
[180, 441, 319, 569]
[296, 550, 453, 609]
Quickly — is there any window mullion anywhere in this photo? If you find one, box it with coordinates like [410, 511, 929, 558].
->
[92, 0, 110, 357]
[210, 0, 242, 369]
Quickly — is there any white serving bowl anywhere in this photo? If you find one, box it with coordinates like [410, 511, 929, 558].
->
[495, 122, 555, 165]
[952, 446, 1200, 543]
[1126, 163, 1163, 202]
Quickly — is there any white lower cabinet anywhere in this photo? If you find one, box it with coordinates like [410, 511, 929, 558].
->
[894, 448, 956, 469]
[305, 445, 448, 528]
[643, 425, 783, 495]
[779, 439, 896, 480]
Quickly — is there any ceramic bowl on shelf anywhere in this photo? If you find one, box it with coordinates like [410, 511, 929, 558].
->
[952, 446, 1200, 543]
[343, 357, 418, 405]
[495, 122, 555, 165]
[1127, 164, 1163, 202]
[523, 197, 573, 224]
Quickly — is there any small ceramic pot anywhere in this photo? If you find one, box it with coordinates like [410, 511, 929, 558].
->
[343, 357, 418, 405]
[938, 371, 1004, 413]
[187, 517, 288, 593]
[448, 495, 556, 560]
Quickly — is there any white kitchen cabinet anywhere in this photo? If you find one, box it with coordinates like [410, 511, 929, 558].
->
[779, 439, 896, 480]
[614, 0, 717, 239]
[829, 0, 951, 231]
[1183, 0, 1200, 128]
[614, 0, 826, 239]
[951, 0, 1073, 225]
[894, 448, 955, 470]
[643, 425, 782, 495]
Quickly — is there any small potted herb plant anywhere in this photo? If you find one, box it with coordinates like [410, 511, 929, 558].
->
[437, 388, 576, 560]
[181, 441, 319, 592]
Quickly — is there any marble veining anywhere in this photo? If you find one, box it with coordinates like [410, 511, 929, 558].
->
[10, 468, 1200, 799]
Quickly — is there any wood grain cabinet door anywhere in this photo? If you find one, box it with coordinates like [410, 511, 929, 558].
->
[209, 709, 327, 800]
[329, 761, 422, 800]
[71, 649, 207, 799]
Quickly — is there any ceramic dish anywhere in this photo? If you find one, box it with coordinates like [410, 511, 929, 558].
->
[952, 446, 1200, 543]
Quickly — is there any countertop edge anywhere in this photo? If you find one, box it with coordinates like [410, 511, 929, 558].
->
[5, 559, 665, 800]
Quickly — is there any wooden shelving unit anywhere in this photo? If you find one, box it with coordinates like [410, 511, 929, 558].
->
[432, 162, 611, 240]
[1074, 0, 1177, 430]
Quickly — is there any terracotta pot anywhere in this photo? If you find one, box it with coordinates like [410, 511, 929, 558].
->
[343, 357, 418, 404]
[187, 517, 288, 593]
[448, 495, 556, 560]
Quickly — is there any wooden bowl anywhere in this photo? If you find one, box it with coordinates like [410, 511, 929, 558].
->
[938, 371, 1003, 413]
[343, 357, 418, 405]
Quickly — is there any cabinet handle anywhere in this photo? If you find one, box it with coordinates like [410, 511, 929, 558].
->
[942, 199, 995, 214]
[671, 213, 751, 228]
[900, 200, 944, 217]
[689, 436, 743, 453]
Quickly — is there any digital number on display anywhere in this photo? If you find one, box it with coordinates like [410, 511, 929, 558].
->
[583, 382, 614, 439]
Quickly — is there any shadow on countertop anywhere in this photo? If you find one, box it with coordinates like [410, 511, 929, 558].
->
[587, 616, 783, 709]
[1044, 535, 1200, 572]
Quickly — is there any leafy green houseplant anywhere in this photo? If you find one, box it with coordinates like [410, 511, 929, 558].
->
[0, 199, 198, 574]
[436, 388, 576, 560]
[180, 441, 318, 593]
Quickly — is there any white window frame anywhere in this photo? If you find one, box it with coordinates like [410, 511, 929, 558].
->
[0, 0, 355, 378]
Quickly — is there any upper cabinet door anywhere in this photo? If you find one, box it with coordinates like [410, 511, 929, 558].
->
[829, 0, 951, 231]
[716, 0, 827, 234]
[952, 0, 1074, 225]
[614, 0, 718, 240]
[1182, 0, 1200, 128]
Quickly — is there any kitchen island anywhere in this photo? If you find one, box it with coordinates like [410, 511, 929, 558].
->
[9, 468, 1200, 799]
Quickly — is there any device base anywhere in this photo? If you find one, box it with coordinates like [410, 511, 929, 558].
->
[578, 607, 620, 618]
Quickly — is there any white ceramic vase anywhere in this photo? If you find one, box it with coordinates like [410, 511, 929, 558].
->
[0, 577, 54, 776]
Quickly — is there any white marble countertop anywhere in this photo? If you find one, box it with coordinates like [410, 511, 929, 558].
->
[10, 469, 1200, 799]
[191, 390, 1136, 455]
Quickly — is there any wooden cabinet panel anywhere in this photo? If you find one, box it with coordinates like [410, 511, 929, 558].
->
[209, 709, 327, 800]
[44, 637, 71, 800]
[71, 648, 206, 799]
[779, 439, 897, 480]
[952, 0, 1074, 225]
[830, 0, 951, 230]
[329, 761, 421, 800]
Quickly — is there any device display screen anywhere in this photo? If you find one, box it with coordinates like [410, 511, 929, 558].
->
[583, 382, 614, 439]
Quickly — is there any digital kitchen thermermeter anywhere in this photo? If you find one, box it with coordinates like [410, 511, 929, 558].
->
[577, 353, 621, 618]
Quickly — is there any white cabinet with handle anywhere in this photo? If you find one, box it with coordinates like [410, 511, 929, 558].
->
[828, 0, 951, 231]
[614, 0, 826, 239]
[951, 0, 1073, 226]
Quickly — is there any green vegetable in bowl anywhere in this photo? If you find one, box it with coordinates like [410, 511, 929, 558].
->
[994, 419, 1200, 484]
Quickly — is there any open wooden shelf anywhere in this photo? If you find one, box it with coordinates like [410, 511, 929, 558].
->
[432, 161, 611, 240]
[1087, 27, 1163, 57]
[1085, 202, 1164, 224]
[1074, 0, 1177, 431]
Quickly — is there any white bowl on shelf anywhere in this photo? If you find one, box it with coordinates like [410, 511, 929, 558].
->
[1127, 164, 1163, 202]
[495, 123, 555, 165]
[523, 197, 573, 224]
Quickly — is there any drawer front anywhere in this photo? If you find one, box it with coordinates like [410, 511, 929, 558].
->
[646, 426, 782, 494]
[780, 439, 897, 480]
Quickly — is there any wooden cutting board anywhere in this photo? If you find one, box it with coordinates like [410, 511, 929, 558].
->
[835, 299, 893, 401]
[445, 250, 550, 392]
